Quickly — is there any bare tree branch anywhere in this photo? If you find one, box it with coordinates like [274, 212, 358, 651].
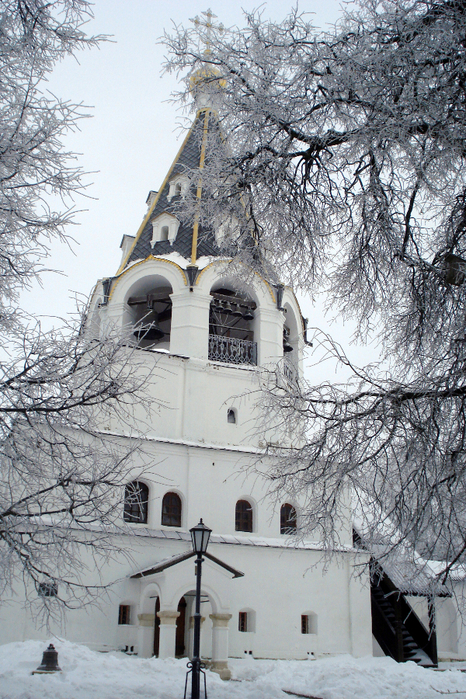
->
[163, 0, 466, 586]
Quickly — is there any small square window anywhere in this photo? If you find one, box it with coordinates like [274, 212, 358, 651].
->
[119, 604, 131, 625]
[38, 581, 58, 597]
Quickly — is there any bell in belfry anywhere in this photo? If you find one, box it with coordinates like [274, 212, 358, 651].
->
[133, 316, 164, 342]
[32, 643, 62, 674]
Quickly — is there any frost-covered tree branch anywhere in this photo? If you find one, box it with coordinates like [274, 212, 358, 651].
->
[164, 0, 466, 581]
[0, 0, 105, 332]
[0, 313, 157, 619]
[0, 1, 158, 620]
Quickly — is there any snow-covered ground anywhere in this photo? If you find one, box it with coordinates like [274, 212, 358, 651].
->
[2, 640, 466, 699]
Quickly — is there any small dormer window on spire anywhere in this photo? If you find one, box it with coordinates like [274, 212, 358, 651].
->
[146, 190, 158, 209]
[215, 213, 240, 246]
[150, 212, 180, 247]
[167, 175, 188, 202]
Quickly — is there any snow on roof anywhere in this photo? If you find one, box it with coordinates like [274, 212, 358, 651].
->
[369, 543, 451, 597]
[354, 495, 450, 597]
[355, 537, 450, 597]
[123, 526, 355, 554]
[427, 559, 466, 582]
[130, 549, 244, 579]
[154, 251, 190, 267]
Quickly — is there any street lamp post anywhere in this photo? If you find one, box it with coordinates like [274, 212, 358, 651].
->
[188, 519, 211, 699]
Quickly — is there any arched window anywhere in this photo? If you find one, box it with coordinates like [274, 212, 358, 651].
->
[235, 499, 253, 532]
[167, 175, 188, 202]
[161, 492, 182, 527]
[208, 287, 257, 366]
[150, 212, 180, 246]
[227, 408, 236, 424]
[123, 481, 149, 524]
[280, 503, 297, 534]
[127, 280, 173, 351]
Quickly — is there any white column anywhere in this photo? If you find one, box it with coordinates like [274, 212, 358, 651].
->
[210, 613, 232, 680]
[137, 613, 155, 658]
[157, 610, 180, 659]
[169, 290, 211, 359]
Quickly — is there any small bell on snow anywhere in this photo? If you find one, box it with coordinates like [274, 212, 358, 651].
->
[32, 643, 62, 674]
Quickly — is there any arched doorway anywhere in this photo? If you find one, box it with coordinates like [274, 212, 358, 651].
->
[175, 596, 187, 657]
[153, 597, 160, 656]
[152, 595, 192, 658]
[149, 587, 217, 660]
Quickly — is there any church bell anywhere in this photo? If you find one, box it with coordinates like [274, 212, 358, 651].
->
[283, 326, 294, 352]
[32, 644, 61, 674]
[133, 312, 165, 341]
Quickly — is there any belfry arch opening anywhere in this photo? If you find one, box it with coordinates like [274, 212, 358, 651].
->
[208, 283, 257, 366]
[125, 276, 173, 350]
[282, 302, 300, 380]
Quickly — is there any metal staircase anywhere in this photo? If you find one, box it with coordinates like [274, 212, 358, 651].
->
[371, 574, 437, 666]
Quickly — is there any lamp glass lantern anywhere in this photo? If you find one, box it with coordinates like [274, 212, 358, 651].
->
[190, 519, 212, 554]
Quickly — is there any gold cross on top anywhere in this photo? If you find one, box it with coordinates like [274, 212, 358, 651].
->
[191, 8, 224, 54]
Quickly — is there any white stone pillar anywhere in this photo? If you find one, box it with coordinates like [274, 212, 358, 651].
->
[169, 290, 211, 359]
[157, 610, 180, 659]
[210, 613, 232, 680]
[137, 613, 155, 658]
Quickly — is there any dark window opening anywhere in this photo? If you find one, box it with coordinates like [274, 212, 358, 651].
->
[119, 604, 131, 625]
[162, 492, 182, 527]
[283, 325, 294, 353]
[235, 499, 253, 532]
[127, 285, 173, 350]
[301, 613, 317, 634]
[153, 597, 161, 656]
[239, 611, 248, 632]
[175, 596, 187, 657]
[208, 288, 257, 366]
[280, 503, 297, 534]
[38, 581, 58, 597]
[352, 529, 365, 549]
[123, 481, 149, 524]
[227, 409, 236, 424]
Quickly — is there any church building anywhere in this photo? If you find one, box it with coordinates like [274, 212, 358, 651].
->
[4, 43, 465, 672]
[0, 71, 374, 676]
[89, 100, 372, 673]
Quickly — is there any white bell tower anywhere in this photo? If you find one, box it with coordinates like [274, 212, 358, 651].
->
[81, 96, 371, 669]
[89, 97, 305, 450]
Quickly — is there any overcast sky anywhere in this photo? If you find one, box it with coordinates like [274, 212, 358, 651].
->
[27, 0, 376, 377]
